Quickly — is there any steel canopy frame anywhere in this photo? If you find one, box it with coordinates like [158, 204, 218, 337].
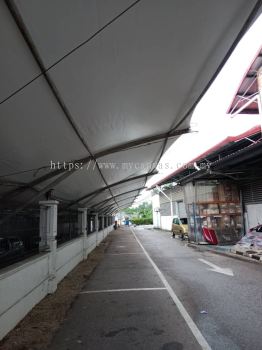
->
[1, 0, 262, 216]
[98, 195, 139, 213]
[1, 128, 190, 203]
[2, 0, 162, 212]
[68, 173, 157, 208]
[91, 187, 145, 210]
[108, 201, 135, 215]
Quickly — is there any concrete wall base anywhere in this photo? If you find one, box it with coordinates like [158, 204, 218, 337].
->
[0, 226, 114, 340]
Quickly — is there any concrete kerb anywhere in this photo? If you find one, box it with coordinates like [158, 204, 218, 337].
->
[187, 242, 262, 265]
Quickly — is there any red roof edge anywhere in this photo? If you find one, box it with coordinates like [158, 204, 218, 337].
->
[226, 46, 262, 114]
[149, 125, 261, 189]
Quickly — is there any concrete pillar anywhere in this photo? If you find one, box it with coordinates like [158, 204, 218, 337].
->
[258, 66, 262, 115]
[39, 200, 59, 294]
[78, 208, 88, 259]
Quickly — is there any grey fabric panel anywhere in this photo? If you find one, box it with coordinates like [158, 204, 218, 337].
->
[0, 0, 259, 205]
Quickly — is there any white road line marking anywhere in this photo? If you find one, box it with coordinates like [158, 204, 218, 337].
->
[108, 253, 144, 255]
[80, 287, 167, 294]
[131, 227, 212, 350]
[112, 241, 137, 244]
[198, 258, 234, 276]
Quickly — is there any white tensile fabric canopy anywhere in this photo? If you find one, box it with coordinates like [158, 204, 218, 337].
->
[0, 0, 261, 213]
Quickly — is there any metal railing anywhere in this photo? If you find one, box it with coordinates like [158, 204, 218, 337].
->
[57, 210, 79, 246]
[0, 209, 40, 269]
[0, 208, 114, 269]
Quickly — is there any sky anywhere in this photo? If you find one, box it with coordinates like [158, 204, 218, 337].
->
[133, 13, 262, 206]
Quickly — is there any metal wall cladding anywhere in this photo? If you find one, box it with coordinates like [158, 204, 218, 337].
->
[160, 201, 177, 216]
[178, 201, 187, 218]
[159, 186, 184, 216]
[241, 179, 262, 205]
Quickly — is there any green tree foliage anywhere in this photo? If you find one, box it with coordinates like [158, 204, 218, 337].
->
[131, 217, 153, 225]
[124, 202, 153, 224]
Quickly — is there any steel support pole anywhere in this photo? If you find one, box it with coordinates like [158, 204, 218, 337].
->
[257, 66, 262, 118]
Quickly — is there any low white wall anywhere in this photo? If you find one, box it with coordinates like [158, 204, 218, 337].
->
[0, 254, 49, 340]
[56, 238, 83, 283]
[86, 231, 97, 255]
[0, 226, 114, 340]
[97, 230, 104, 244]
[160, 216, 172, 231]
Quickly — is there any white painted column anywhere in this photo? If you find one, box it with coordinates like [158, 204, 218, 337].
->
[78, 208, 88, 259]
[39, 200, 59, 294]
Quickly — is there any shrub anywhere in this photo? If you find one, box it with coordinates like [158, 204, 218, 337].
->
[131, 217, 153, 225]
